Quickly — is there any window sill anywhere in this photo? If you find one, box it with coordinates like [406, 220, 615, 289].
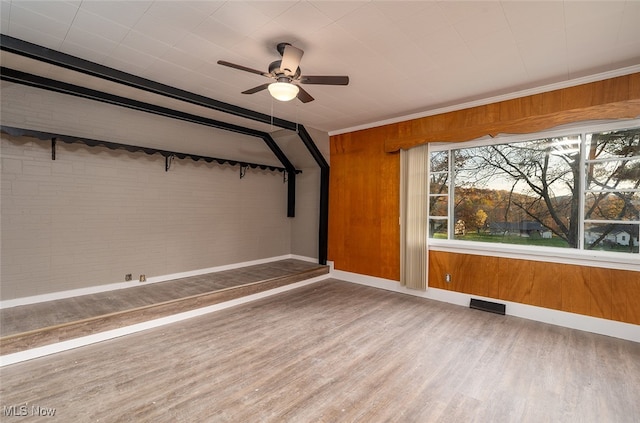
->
[428, 239, 639, 272]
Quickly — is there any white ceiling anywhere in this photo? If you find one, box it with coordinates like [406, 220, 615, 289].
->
[1, 0, 640, 136]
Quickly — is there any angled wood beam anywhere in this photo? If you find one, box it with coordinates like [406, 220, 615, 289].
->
[0, 35, 297, 131]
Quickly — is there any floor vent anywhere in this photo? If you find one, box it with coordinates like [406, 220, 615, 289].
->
[470, 298, 506, 315]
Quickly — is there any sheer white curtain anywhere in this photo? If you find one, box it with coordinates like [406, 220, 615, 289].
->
[400, 144, 429, 290]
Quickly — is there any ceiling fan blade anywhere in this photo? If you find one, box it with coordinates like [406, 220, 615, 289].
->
[242, 83, 271, 94]
[296, 85, 314, 103]
[280, 44, 304, 76]
[300, 75, 349, 85]
[217, 60, 270, 77]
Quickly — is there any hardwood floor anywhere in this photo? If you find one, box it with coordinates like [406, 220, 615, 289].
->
[1, 279, 638, 422]
[0, 260, 328, 354]
[1, 259, 326, 337]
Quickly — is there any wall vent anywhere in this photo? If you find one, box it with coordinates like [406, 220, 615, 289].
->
[470, 298, 506, 315]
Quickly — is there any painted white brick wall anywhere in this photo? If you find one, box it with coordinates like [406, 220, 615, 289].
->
[290, 167, 320, 259]
[1, 135, 292, 300]
[1, 82, 326, 301]
[0, 83, 283, 166]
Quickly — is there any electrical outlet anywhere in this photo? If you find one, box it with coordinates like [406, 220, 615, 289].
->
[445, 273, 451, 283]
[125, 274, 132, 281]
[139, 274, 146, 282]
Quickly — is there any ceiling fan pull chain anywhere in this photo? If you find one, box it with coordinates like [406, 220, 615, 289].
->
[270, 97, 274, 131]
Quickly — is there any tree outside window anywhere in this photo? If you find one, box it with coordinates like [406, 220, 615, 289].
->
[428, 124, 639, 255]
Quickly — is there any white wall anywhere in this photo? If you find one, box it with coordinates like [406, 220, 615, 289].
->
[290, 167, 320, 259]
[0, 134, 292, 300]
[272, 127, 329, 260]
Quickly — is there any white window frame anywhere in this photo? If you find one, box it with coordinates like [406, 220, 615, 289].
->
[427, 119, 640, 271]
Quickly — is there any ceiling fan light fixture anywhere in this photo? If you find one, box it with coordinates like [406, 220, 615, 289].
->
[268, 82, 299, 101]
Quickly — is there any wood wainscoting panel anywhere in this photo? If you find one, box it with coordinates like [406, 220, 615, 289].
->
[587, 267, 613, 320]
[609, 268, 638, 324]
[425, 251, 638, 325]
[497, 257, 533, 304]
[626, 270, 640, 325]
[485, 255, 501, 299]
[628, 273, 640, 325]
[559, 264, 591, 316]
[452, 253, 476, 294]
[530, 261, 563, 311]
[613, 269, 640, 325]
[427, 251, 498, 295]
[611, 273, 628, 323]
[427, 250, 449, 290]
[455, 253, 499, 298]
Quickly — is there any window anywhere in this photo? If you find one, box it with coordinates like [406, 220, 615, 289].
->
[428, 121, 640, 257]
[584, 128, 640, 253]
[428, 151, 449, 238]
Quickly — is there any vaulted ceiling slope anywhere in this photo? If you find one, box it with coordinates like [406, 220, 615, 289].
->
[1, 0, 639, 136]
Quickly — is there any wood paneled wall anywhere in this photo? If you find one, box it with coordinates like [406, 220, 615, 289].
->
[428, 251, 640, 325]
[329, 125, 401, 281]
[329, 72, 640, 323]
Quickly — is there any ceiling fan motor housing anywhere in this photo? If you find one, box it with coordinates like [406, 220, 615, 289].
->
[269, 60, 301, 79]
[276, 42, 291, 56]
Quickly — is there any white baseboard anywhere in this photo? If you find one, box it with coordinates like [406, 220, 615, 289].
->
[330, 267, 640, 344]
[289, 254, 320, 264]
[0, 272, 330, 367]
[0, 254, 320, 309]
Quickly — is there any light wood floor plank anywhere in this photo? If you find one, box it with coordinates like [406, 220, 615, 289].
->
[1, 280, 638, 422]
[1, 260, 328, 354]
[1, 259, 325, 337]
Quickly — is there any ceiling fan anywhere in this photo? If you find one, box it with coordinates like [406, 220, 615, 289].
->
[217, 42, 349, 103]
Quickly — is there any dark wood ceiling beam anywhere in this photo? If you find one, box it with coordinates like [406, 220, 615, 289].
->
[297, 126, 329, 264]
[1, 67, 271, 138]
[0, 34, 299, 131]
